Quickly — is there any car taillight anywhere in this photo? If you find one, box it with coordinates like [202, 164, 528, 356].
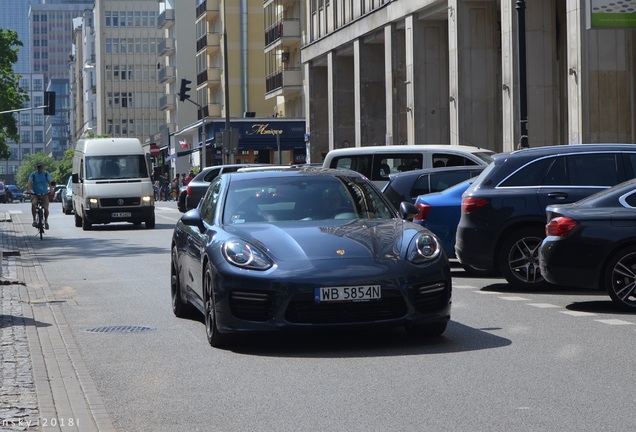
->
[186, 185, 192, 196]
[546, 217, 577, 237]
[461, 197, 488, 214]
[413, 203, 432, 221]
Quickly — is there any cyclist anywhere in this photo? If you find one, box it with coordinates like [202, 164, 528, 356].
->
[27, 162, 52, 229]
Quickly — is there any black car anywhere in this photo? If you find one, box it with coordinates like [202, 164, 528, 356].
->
[179, 164, 265, 212]
[171, 167, 451, 347]
[539, 178, 636, 311]
[382, 166, 485, 209]
[456, 144, 636, 289]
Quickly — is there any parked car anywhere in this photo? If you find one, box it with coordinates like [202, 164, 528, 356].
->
[53, 185, 66, 202]
[0, 182, 6, 203]
[322, 144, 494, 187]
[62, 176, 73, 214]
[539, 178, 636, 311]
[456, 144, 636, 289]
[5, 185, 24, 202]
[171, 166, 451, 347]
[382, 166, 484, 209]
[181, 164, 267, 212]
[411, 178, 492, 275]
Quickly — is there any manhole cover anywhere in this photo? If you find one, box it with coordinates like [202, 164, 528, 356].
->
[84, 325, 156, 334]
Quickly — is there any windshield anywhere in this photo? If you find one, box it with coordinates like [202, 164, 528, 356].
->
[473, 151, 495, 164]
[85, 155, 149, 180]
[223, 175, 396, 224]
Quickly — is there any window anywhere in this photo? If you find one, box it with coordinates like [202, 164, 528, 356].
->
[567, 153, 618, 187]
[106, 11, 111, 27]
[34, 131, 44, 143]
[200, 179, 221, 224]
[500, 157, 555, 187]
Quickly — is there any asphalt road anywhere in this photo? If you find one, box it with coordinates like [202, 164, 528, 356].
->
[8, 200, 636, 432]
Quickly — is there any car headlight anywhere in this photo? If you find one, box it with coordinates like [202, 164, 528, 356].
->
[222, 239, 273, 270]
[407, 233, 441, 263]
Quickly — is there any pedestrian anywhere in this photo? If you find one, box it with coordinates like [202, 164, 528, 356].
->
[183, 170, 195, 186]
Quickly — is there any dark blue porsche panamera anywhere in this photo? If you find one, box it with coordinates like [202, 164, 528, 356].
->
[170, 167, 451, 347]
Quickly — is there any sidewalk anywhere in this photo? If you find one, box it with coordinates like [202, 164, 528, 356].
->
[0, 210, 116, 431]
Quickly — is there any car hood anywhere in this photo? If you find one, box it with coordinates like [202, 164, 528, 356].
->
[224, 219, 416, 262]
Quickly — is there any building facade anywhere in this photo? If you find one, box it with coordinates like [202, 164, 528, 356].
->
[91, 0, 165, 146]
[0, 73, 46, 184]
[300, 0, 636, 162]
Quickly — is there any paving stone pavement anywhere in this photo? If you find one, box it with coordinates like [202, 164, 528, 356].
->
[0, 211, 116, 432]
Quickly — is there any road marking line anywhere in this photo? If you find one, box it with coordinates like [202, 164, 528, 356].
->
[475, 291, 503, 295]
[561, 311, 597, 317]
[453, 285, 478, 289]
[595, 319, 634, 325]
[499, 296, 530, 301]
[527, 303, 561, 309]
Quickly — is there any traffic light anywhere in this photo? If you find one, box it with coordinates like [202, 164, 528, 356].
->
[44, 91, 56, 115]
[179, 78, 192, 102]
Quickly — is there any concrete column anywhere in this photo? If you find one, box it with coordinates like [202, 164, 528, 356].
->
[449, 0, 499, 148]
[385, 25, 395, 146]
[332, 50, 355, 149]
[306, 61, 330, 162]
[500, 0, 517, 152]
[356, 37, 386, 146]
[404, 15, 418, 145]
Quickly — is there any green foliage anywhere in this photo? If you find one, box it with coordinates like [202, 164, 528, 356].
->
[0, 28, 29, 159]
[52, 148, 74, 184]
[16, 153, 58, 189]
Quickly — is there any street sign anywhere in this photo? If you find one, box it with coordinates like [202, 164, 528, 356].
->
[149, 144, 160, 156]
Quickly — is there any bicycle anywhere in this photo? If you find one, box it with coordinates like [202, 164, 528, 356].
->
[26, 192, 46, 240]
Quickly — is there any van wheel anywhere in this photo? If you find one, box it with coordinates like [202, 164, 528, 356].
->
[74, 213, 82, 227]
[82, 215, 92, 231]
[145, 216, 155, 229]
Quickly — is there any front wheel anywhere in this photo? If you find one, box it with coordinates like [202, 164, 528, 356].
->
[82, 214, 92, 231]
[499, 227, 548, 289]
[145, 215, 155, 229]
[204, 263, 230, 348]
[605, 246, 636, 311]
[171, 247, 192, 318]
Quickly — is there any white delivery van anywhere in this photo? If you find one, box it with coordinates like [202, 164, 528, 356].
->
[322, 144, 495, 186]
[72, 137, 155, 230]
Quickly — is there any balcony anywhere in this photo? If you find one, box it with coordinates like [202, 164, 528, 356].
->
[158, 9, 175, 29]
[265, 19, 301, 49]
[200, 102, 222, 119]
[158, 38, 175, 56]
[265, 68, 302, 95]
[158, 65, 176, 83]
[159, 94, 176, 111]
[196, 67, 221, 87]
[196, 32, 220, 54]
[196, 0, 220, 21]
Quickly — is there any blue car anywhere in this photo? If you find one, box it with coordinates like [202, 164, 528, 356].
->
[6, 185, 24, 202]
[412, 179, 494, 276]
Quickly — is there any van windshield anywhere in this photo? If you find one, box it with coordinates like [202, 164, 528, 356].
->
[85, 155, 149, 180]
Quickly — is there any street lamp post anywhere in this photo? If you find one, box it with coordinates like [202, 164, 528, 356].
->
[516, 0, 529, 148]
[223, 0, 231, 165]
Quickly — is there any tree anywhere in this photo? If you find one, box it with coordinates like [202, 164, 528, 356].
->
[52, 148, 74, 184]
[16, 153, 58, 190]
[0, 28, 29, 160]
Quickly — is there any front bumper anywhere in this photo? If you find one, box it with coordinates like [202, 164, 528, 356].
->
[212, 261, 452, 334]
[84, 206, 154, 224]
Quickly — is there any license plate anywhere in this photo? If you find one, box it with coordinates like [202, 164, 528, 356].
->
[314, 285, 381, 303]
[112, 212, 131, 218]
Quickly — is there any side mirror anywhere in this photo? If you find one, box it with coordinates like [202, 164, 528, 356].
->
[72, 173, 79, 183]
[399, 201, 419, 220]
[180, 208, 205, 232]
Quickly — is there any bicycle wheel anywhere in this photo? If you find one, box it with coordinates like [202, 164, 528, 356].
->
[37, 207, 44, 240]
